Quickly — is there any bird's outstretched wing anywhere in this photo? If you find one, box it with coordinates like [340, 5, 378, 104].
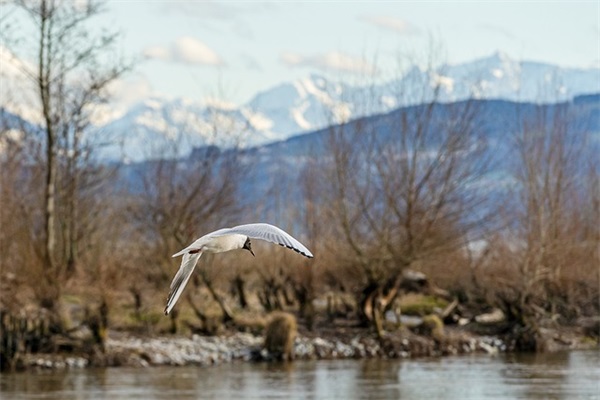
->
[164, 252, 202, 315]
[225, 223, 314, 258]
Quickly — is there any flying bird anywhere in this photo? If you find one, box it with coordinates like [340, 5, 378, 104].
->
[164, 223, 313, 315]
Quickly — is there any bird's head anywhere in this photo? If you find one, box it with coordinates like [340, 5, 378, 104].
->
[243, 237, 255, 257]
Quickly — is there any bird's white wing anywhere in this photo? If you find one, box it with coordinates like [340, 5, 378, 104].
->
[226, 223, 314, 258]
[164, 252, 202, 315]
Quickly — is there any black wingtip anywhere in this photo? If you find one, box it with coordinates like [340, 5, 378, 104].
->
[277, 242, 313, 259]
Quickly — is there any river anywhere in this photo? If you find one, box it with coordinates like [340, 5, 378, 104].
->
[1, 350, 598, 399]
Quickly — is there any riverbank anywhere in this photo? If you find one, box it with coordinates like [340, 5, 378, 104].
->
[15, 323, 597, 370]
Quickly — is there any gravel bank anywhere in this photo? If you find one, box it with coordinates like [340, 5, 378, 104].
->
[20, 329, 508, 369]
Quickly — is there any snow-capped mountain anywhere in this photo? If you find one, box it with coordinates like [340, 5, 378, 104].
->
[97, 75, 358, 161]
[102, 52, 599, 161]
[4, 52, 600, 161]
[96, 96, 276, 162]
[418, 52, 599, 102]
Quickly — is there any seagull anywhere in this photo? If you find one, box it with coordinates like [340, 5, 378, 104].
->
[164, 223, 314, 315]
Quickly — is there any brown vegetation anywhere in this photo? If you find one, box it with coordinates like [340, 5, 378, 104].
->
[264, 312, 297, 361]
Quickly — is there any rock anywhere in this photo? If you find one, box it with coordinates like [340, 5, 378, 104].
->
[402, 269, 427, 282]
[577, 316, 600, 338]
[399, 315, 423, 328]
[475, 308, 506, 325]
[478, 342, 498, 354]
[312, 337, 334, 358]
[400, 270, 428, 292]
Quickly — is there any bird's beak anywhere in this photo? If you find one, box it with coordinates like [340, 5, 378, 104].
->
[249, 248, 255, 257]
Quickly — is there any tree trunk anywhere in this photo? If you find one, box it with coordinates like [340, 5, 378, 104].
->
[38, 0, 60, 313]
[200, 273, 234, 323]
[232, 275, 248, 309]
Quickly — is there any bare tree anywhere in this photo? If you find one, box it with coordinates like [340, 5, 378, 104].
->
[502, 100, 598, 324]
[1, 0, 130, 319]
[0, 119, 34, 311]
[308, 55, 493, 336]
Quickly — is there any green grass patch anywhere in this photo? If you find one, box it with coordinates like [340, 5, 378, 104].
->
[398, 294, 449, 316]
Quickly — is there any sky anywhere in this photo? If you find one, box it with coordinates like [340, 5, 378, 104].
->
[95, 1, 599, 106]
[3, 1, 600, 108]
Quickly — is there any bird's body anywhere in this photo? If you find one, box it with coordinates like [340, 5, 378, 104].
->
[172, 233, 247, 256]
[164, 223, 313, 315]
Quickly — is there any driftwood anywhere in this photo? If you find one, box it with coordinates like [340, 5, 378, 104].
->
[439, 298, 459, 320]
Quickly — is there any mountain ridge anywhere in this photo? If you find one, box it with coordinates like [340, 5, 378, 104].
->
[2, 52, 599, 162]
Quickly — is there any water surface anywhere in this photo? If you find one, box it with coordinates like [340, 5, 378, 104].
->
[1, 350, 598, 399]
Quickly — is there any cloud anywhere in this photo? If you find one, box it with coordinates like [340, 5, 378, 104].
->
[143, 36, 224, 66]
[361, 15, 419, 35]
[280, 51, 376, 75]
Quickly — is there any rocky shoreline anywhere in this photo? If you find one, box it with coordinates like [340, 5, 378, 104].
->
[10, 304, 598, 371]
[19, 328, 514, 370]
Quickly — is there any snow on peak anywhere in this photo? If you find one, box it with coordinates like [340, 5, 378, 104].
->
[241, 108, 273, 131]
[143, 98, 164, 110]
[4, 51, 598, 163]
[291, 102, 312, 130]
[100, 53, 599, 161]
[491, 69, 504, 79]
[203, 97, 237, 111]
[430, 73, 454, 92]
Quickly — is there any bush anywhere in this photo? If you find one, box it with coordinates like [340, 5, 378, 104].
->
[264, 312, 297, 361]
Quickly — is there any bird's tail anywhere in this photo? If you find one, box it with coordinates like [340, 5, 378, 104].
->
[172, 248, 189, 258]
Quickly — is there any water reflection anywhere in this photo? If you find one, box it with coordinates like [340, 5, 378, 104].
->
[500, 351, 600, 399]
[1, 350, 598, 400]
